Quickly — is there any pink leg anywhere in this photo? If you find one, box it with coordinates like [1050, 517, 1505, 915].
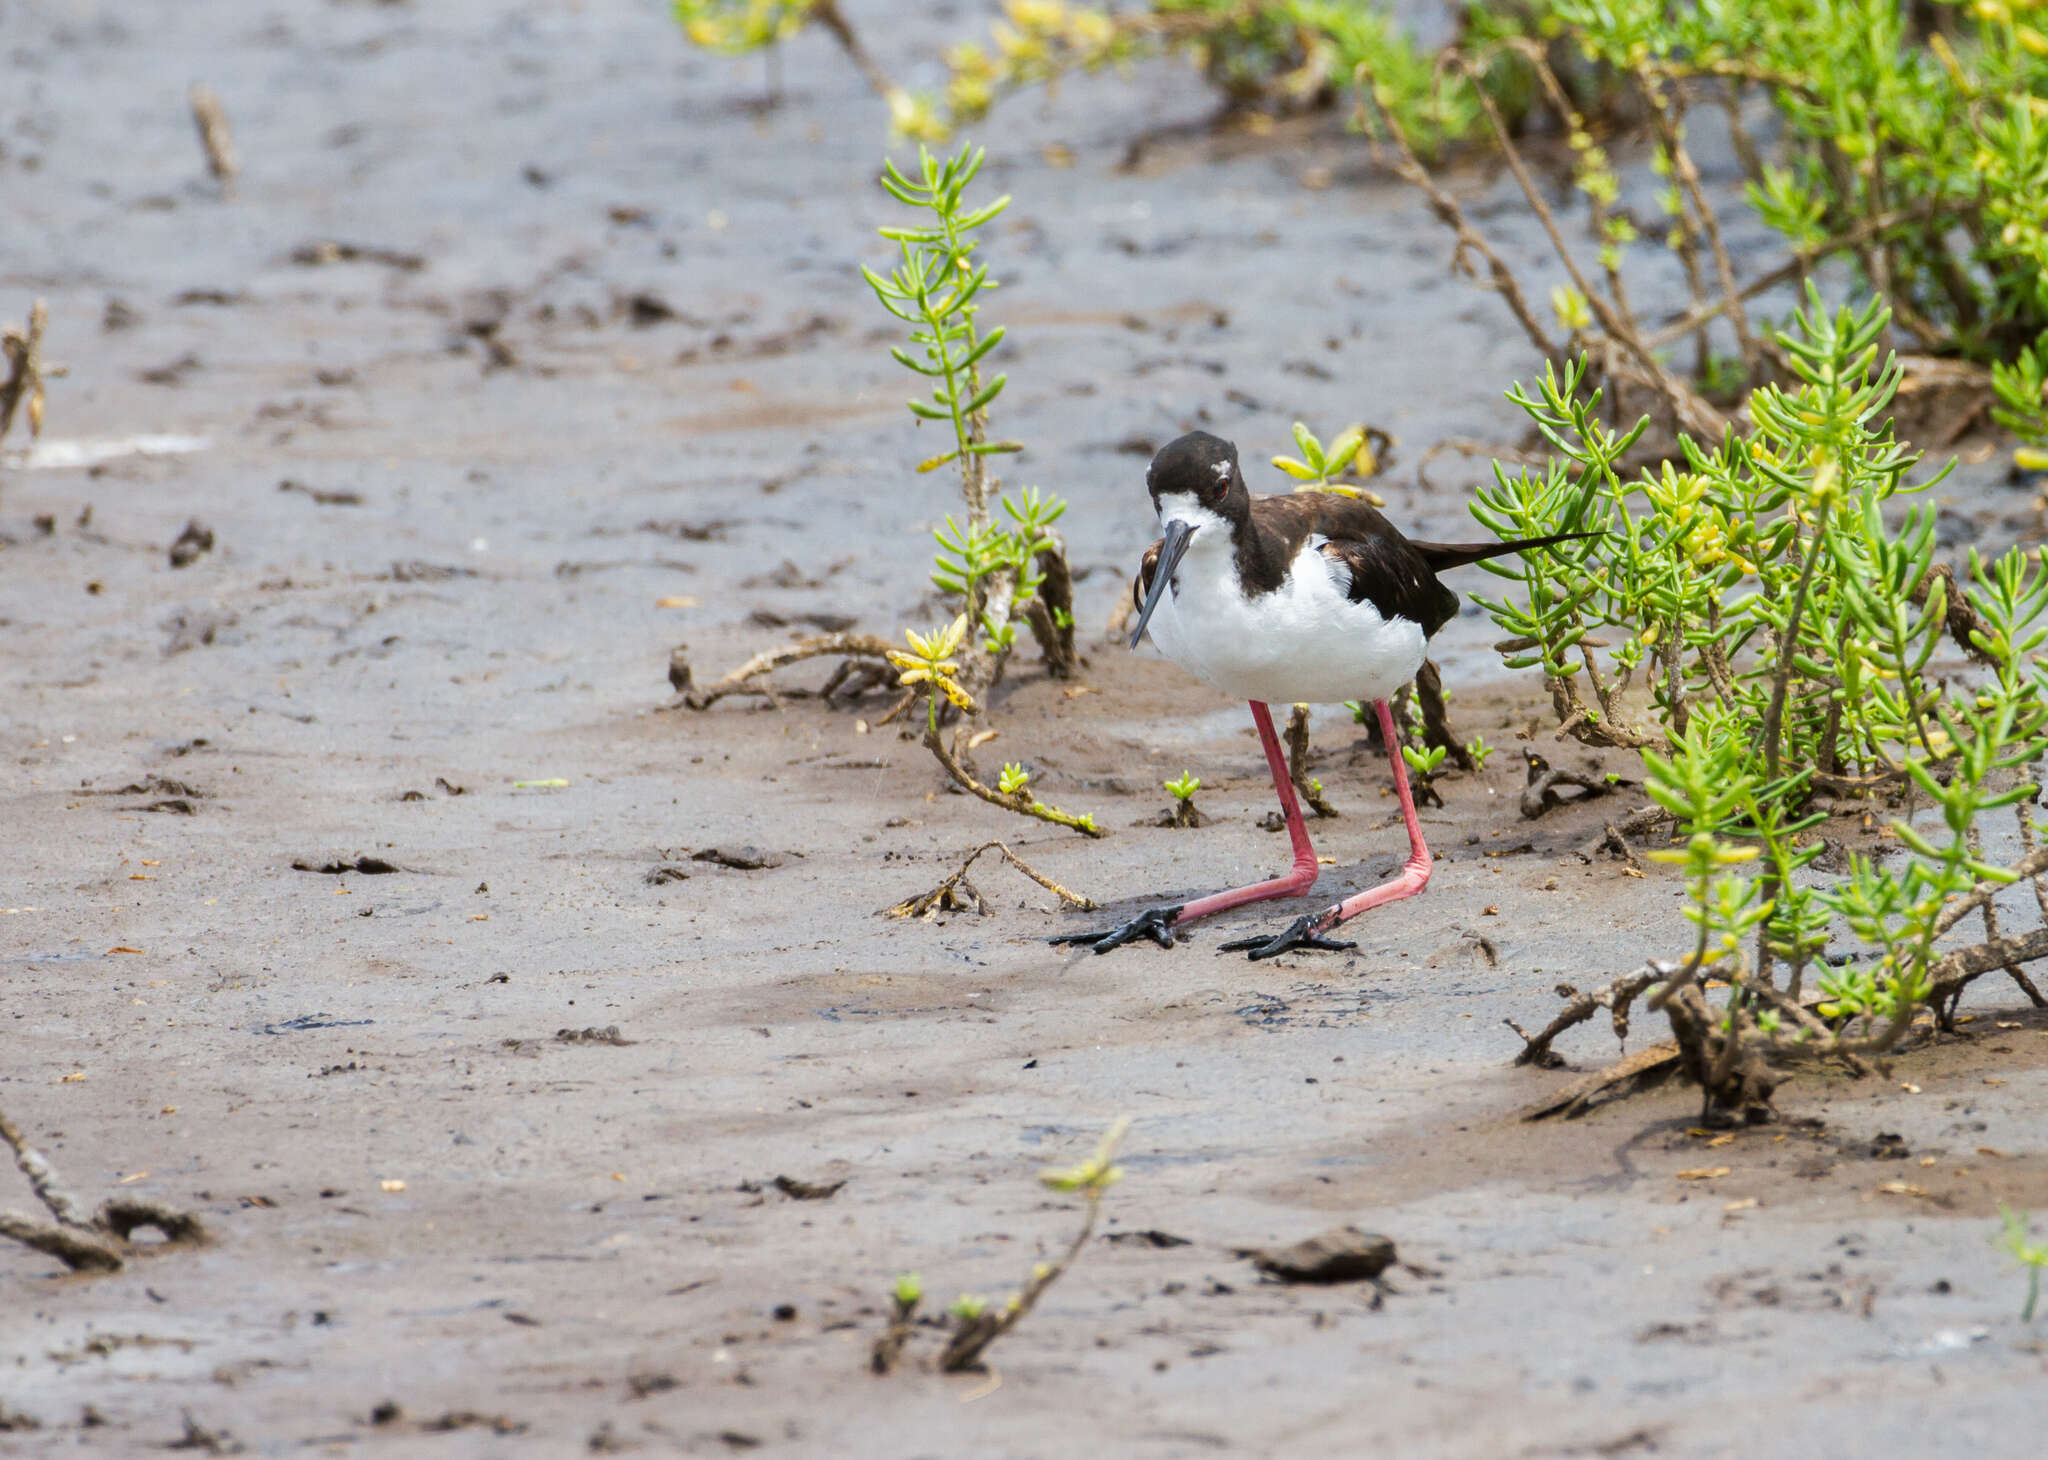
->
[1173, 700, 1320, 922]
[1221, 699, 1432, 960]
[1050, 700, 1319, 953]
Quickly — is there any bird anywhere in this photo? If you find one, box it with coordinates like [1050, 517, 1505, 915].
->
[1052, 430, 1590, 960]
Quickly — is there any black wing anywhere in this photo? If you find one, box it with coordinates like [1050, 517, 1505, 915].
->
[1316, 536, 1462, 637]
[1251, 492, 1595, 637]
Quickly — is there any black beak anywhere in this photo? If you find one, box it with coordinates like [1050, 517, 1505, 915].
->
[1128, 519, 1196, 650]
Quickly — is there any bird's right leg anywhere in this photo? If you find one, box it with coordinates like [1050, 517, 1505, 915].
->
[1050, 701, 1320, 953]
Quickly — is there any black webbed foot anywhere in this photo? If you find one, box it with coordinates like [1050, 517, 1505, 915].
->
[1217, 911, 1356, 961]
[1049, 904, 1185, 954]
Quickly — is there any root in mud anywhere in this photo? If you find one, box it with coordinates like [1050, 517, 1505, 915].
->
[1513, 896, 2048, 1120]
[676, 633, 900, 712]
[1, 1103, 208, 1273]
[1519, 749, 1626, 820]
[1283, 704, 1340, 818]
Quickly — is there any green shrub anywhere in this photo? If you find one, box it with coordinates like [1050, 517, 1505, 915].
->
[1483, 292, 2048, 1107]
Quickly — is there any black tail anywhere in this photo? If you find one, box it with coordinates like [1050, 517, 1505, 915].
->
[1409, 529, 1600, 575]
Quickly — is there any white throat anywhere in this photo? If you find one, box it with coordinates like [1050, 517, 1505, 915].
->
[1156, 497, 1232, 543]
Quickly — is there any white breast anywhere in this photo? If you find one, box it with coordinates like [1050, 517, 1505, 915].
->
[1144, 515, 1425, 706]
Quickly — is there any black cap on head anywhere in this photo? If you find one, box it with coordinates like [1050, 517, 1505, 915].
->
[1148, 431, 1241, 507]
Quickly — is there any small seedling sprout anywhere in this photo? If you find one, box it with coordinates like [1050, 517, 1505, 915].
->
[1400, 743, 1447, 778]
[1999, 1203, 2047, 1323]
[1271, 421, 1385, 503]
[871, 1117, 1130, 1375]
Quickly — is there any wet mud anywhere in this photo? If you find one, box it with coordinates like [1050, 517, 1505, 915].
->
[4, 2, 2047, 1455]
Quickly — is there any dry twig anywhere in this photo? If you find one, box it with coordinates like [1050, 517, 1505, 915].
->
[1, 299, 57, 447]
[189, 85, 239, 198]
[881, 840, 1097, 920]
[682, 633, 898, 710]
[1443, 52, 1725, 441]
[1355, 76, 1562, 369]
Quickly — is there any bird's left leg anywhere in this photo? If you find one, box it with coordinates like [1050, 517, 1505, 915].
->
[1221, 698, 1432, 960]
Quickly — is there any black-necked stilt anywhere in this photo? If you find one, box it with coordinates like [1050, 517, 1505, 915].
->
[1054, 430, 1589, 960]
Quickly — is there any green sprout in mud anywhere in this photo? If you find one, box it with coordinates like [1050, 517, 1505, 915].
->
[1040, 1115, 1128, 1195]
[1465, 735, 1494, 771]
[1400, 742, 1446, 780]
[873, 1117, 1131, 1375]
[998, 762, 1031, 796]
[1271, 421, 1381, 501]
[939, 1113, 1129, 1342]
[1162, 770, 1205, 828]
[1999, 1203, 2048, 1323]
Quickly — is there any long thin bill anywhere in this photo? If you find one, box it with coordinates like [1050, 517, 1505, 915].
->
[1128, 519, 1196, 650]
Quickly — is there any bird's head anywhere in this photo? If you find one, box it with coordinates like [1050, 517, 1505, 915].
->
[1146, 430, 1247, 535]
[1128, 431, 1246, 650]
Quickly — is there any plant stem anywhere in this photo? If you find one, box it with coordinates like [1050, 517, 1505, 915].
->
[810, 0, 900, 103]
[1643, 79, 1760, 380]
[1446, 52, 1723, 439]
[1760, 499, 1830, 782]
[939, 1187, 1105, 1372]
[1354, 77, 1563, 367]
[923, 723, 1102, 837]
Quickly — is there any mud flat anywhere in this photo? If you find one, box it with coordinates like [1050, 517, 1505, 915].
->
[3, 3, 2045, 1455]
